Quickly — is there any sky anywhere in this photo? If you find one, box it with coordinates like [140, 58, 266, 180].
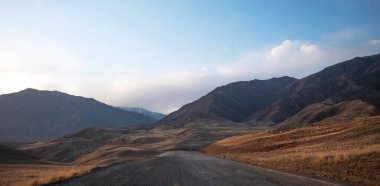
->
[0, 0, 380, 114]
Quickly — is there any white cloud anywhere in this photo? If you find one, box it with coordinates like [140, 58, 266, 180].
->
[217, 39, 380, 82]
[370, 39, 380, 47]
[217, 40, 327, 80]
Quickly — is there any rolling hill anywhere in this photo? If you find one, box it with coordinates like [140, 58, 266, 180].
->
[0, 89, 155, 141]
[19, 122, 255, 166]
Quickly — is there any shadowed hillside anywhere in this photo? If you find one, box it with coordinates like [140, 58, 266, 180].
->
[157, 76, 297, 127]
[0, 144, 40, 164]
[0, 89, 155, 141]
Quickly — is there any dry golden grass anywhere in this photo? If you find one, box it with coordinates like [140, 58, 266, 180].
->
[0, 164, 93, 186]
[202, 116, 380, 186]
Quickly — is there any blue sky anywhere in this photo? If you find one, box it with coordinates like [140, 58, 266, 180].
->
[1, 0, 380, 113]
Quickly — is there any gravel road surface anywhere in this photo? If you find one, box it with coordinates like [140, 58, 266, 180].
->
[50, 151, 341, 186]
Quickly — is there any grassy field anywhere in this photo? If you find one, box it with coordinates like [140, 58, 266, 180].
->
[202, 116, 380, 186]
[0, 164, 93, 186]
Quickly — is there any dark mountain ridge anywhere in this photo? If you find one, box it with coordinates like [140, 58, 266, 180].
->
[157, 76, 297, 127]
[0, 89, 155, 141]
[250, 53, 380, 126]
[157, 53, 380, 127]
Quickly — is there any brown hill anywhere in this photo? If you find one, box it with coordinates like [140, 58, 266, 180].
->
[19, 121, 255, 166]
[157, 53, 380, 128]
[0, 89, 155, 141]
[202, 116, 380, 186]
[0, 123, 273, 186]
[20, 127, 158, 165]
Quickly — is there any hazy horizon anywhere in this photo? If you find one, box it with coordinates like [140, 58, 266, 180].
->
[1, 0, 380, 113]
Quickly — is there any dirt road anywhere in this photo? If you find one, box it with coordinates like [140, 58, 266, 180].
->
[50, 151, 341, 186]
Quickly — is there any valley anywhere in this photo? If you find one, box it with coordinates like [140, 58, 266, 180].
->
[1, 1, 380, 185]
[0, 54, 380, 186]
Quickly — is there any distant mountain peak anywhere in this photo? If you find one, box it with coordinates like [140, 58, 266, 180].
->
[119, 107, 166, 121]
[19, 88, 39, 93]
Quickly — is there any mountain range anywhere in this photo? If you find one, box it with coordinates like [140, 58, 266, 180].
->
[157, 53, 380, 127]
[1, 53, 380, 142]
[0, 89, 155, 141]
